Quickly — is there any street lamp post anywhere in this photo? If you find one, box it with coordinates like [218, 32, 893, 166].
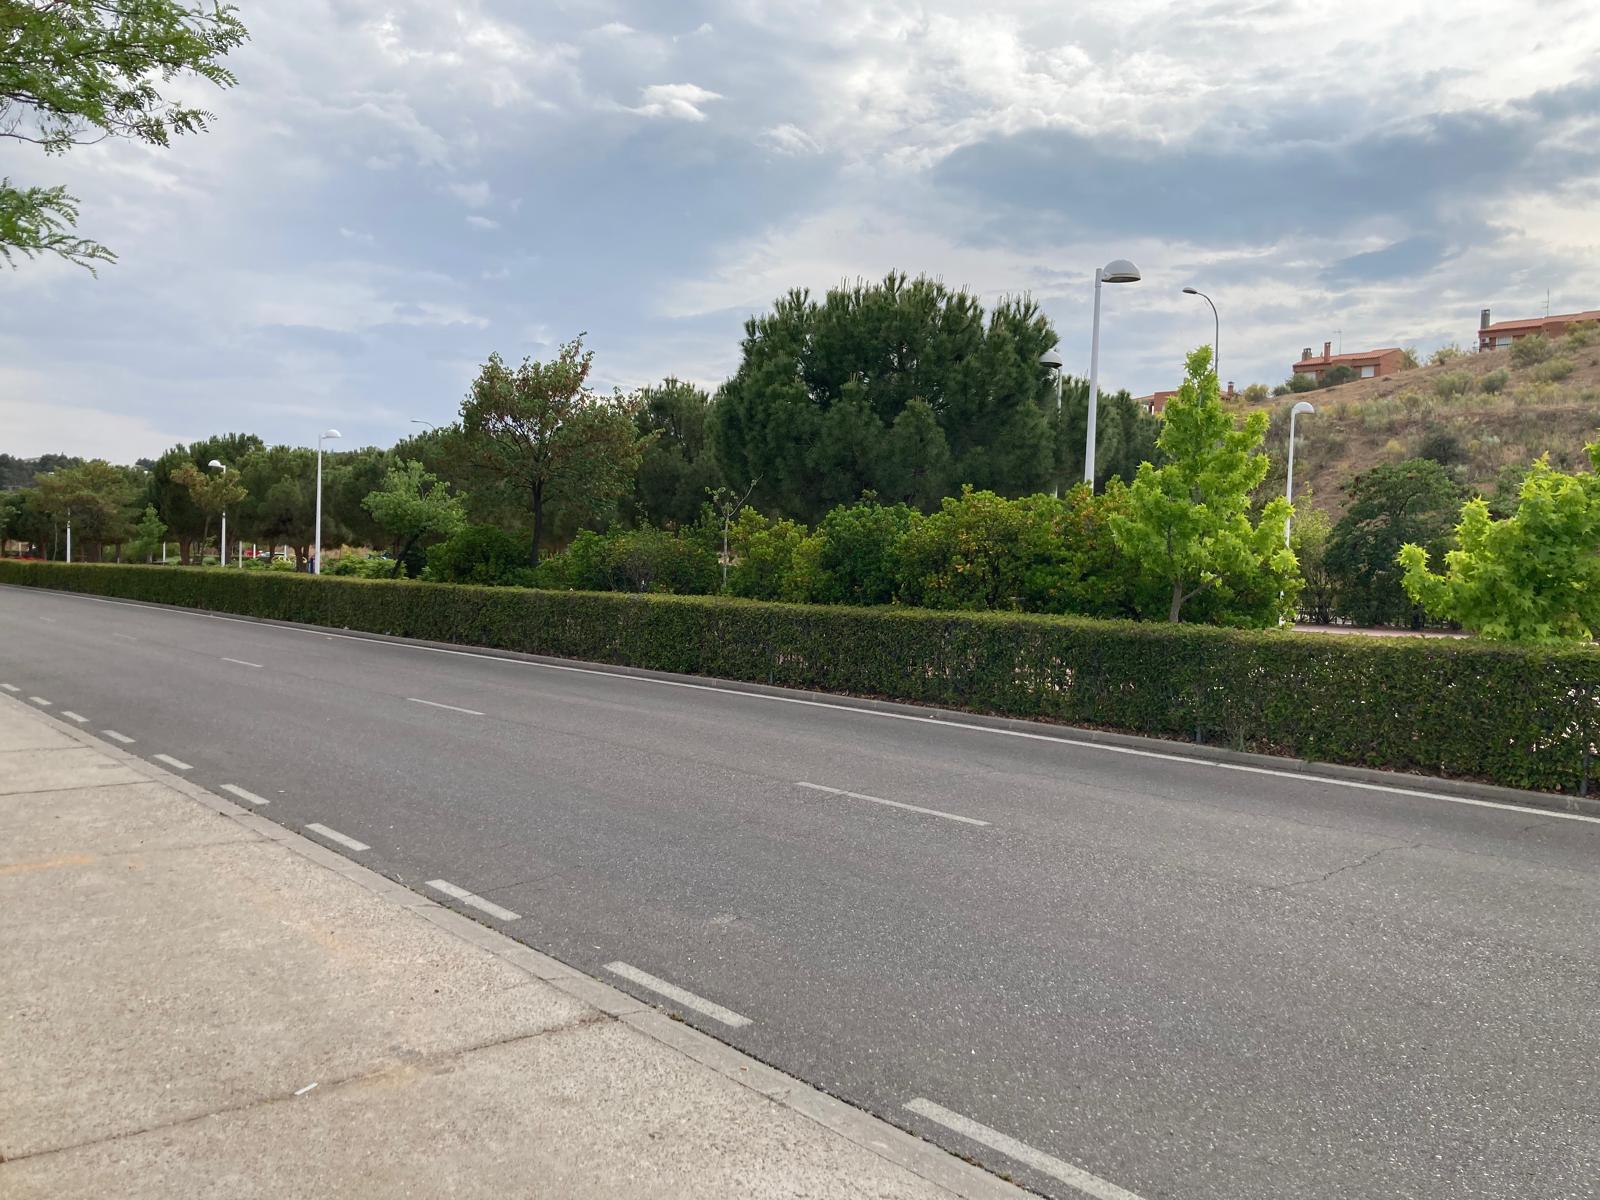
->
[1285, 401, 1315, 547]
[1182, 286, 1219, 379]
[314, 429, 342, 575]
[410, 419, 438, 432]
[207, 459, 228, 566]
[1085, 259, 1142, 489]
[1038, 348, 1064, 498]
[65, 511, 72, 563]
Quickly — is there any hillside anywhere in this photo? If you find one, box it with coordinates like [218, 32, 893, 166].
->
[1233, 335, 1600, 518]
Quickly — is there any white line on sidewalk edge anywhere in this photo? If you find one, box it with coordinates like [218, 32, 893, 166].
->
[905, 1098, 1145, 1200]
[102, 730, 136, 744]
[152, 753, 193, 771]
[27, 695, 50, 706]
[604, 961, 753, 1028]
[221, 657, 263, 669]
[220, 783, 268, 806]
[0, 683, 19, 692]
[407, 697, 486, 716]
[306, 823, 369, 852]
[425, 879, 520, 922]
[796, 781, 990, 827]
[60, 710, 89, 723]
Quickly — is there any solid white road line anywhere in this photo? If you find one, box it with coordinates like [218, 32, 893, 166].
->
[796, 781, 990, 827]
[51, 591, 1600, 827]
[603, 961, 753, 1028]
[102, 730, 136, 744]
[407, 697, 485, 716]
[38, 616, 56, 623]
[219, 783, 268, 806]
[306, 823, 369, 852]
[59, 711, 89, 724]
[152, 753, 193, 771]
[425, 879, 521, 922]
[113, 632, 138, 642]
[221, 657, 263, 669]
[0, 683, 19, 692]
[905, 1098, 1145, 1200]
[27, 696, 51, 707]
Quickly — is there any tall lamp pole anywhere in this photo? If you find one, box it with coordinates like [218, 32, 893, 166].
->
[1038, 348, 1064, 498]
[1085, 259, 1142, 489]
[314, 428, 342, 575]
[207, 459, 228, 566]
[1285, 401, 1315, 547]
[1182, 286, 1219, 379]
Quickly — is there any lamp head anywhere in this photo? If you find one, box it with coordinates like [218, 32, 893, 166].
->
[1101, 259, 1141, 284]
[321, 428, 342, 441]
[207, 459, 224, 469]
[1038, 348, 1064, 370]
[1291, 401, 1316, 417]
[1182, 286, 1199, 295]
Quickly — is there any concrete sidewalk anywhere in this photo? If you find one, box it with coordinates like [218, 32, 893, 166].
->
[0, 696, 1019, 1199]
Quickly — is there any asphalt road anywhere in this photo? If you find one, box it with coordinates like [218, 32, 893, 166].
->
[4, 583, 1597, 1200]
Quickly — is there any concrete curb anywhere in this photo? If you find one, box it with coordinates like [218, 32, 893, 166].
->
[16, 583, 1599, 821]
[1, 694, 1029, 1200]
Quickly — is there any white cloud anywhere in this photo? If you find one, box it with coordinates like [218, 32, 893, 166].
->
[630, 82, 722, 122]
[448, 180, 494, 208]
[763, 123, 822, 156]
[465, 214, 500, 230]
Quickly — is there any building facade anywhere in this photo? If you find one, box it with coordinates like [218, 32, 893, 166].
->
[1477, 307, 1600, 351]
[1290, 342, 1405, 385]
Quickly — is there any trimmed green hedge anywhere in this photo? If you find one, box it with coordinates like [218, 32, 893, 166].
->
[3, 560, 1595, 794]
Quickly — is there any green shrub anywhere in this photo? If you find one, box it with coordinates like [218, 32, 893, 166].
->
[425, 525, 532, 587]
[1429, 344, 1463, 366]
[326, 554, 399, 579]
[1286, 373, 1318, 393]
[806, 499, 915, 607]
[1511, 335, 1553, 368]
[5, 559, 1596, 793]
[1534, 356, 1575, 383]
[1565, 321, 1596, 349]
[1319, 364, 1359, 388]
[1432, 370, 1474, 399]
[1479, 368, 1510, 394]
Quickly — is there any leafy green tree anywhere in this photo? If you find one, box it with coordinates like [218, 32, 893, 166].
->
[1111, 347, 1298, 625]
[1399, 446, 1600, 641]
[725, 509, 811, 601]
[126, 503, 167, 562]
[1285, 373, 1318, 394]
[1, 0, 248, 270]
[806, 499, 916, 606]
[236, 445, 317, 569]
[1325, 459, 1463, 627]
[172, 460, 245, 558]
[459, 337, 644, 565]
[1319, 364, 1358, 388]
[712, 273, 1057, 522]
[361, 460, 467, 577]
[624, 378, 722, 529]
[1289, 503, 1336, 625]
[33, 459, 140, 558]
[895, 487, 1058, 612]
[148, 434, 262, 562]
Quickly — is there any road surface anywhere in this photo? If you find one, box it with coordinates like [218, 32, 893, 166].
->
[3, 583, 1596, 1199]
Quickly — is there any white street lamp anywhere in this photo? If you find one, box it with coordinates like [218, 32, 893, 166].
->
[314, 429, 342, 575]
[207, 460, 228, 566]
[1038, 348, 1064, 498]
[1285, 401, 1315, 547]
[1085, 258, 1141, 489]
[65, 510, 72, 563]
[410, 418, 438, 431]
[1182, 286, 1219, 379]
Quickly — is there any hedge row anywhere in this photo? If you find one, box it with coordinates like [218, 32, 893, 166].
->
[3, 560, 1595, 794]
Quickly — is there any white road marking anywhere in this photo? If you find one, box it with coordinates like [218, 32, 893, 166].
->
[306, 823, 369, 852]
[293, 1082, 318, 1097]
[603, 961, 753, 1028]
[102, 730, 136, 744]
[27, 696, 51, 707]
[905, 1098, 1145, 1200]
[38, 616, 56, 623]
[60, 711, 89, 724]
[48, 591, 1600, 827]
[425, 879, 520, 922]
[221, 657, 263, 669]
[152, 753, 193, 771]
[796, 781, 990, 827]
[0, 683, 19, 692]
[407, 697, 485, 716]
[220, 783, 268, 806]
[113, 632, 138, 641]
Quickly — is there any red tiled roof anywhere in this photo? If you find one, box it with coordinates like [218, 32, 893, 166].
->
[1482, 309, 1600, 334]
[1295, 348, 1402, 366]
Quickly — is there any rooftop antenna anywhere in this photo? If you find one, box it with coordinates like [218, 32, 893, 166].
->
[1546, 288, 1551, 318]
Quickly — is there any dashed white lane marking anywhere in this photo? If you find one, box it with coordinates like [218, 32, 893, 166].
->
[905, 1098, 1145, 1200]
[796, 781, 990, 827]
[38, 616, 56, 623]
[60, 711, 89, 724]
[425, 879, 520, 922]
[407, 697, 485, 716]
[103, 730, 136, 744]
[221, 657, 263, 669]
[52, 590, 1600, 827]
[27, 696, 51, 707]
[0, 683, 19, 692]
[152, 753, 193, 771]
[603, 961, 753, 1028]
[306, 823, 369, 852]
[220, 783, 268, 806]
[113, 633, 138, 642]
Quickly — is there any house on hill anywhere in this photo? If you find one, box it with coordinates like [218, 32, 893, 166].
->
[1291, 342, 1404, 385]
[1477, 307, 1600, 351]
[1135, 382, 1236, 415]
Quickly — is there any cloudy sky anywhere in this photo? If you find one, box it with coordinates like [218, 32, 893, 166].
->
[6, 0, 1600, 459]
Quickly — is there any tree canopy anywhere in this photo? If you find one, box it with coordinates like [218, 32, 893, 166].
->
[1326, 458, 1463, 628]
[711, 273, 1059, 523]
[1, 0, 248, 270]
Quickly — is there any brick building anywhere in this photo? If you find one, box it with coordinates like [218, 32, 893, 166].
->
[1477, 307, 1600, 351]
[1290, 342, 1405, 385]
